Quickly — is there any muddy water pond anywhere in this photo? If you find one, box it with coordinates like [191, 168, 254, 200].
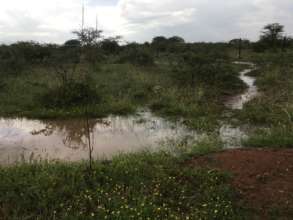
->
[0, 62, 259, 164]
[0, 112, 194, 164]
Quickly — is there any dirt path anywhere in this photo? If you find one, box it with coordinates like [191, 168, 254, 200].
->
[189, 149, 293, 219]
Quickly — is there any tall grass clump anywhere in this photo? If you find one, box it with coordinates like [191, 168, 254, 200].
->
[164, 134, 223, 161]
[242, 126, 293, 148]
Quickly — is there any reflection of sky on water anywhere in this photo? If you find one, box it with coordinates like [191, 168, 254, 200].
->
[0, 112, 192, 164]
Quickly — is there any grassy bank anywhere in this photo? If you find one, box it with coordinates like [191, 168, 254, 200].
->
[242, 126, 293, 148]
[0, 145, 246, 220]
[0, 55, 246, 131]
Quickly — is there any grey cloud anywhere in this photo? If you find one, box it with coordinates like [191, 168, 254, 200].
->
[87, 0, 118, 6]
[1, 11, 39, 30]
[120, 0, 293, 42]
[0, 0, 293, 44]
[0, 3, 78, 44]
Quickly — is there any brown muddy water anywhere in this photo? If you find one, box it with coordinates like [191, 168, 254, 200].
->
[0, 112, 195, 164]
[0, 62, 259, 164]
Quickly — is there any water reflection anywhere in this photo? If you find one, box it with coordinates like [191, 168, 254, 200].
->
[0, 112, 192, 164]
[30, 119, 100, 150]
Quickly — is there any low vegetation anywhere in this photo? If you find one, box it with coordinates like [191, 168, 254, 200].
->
[242, 126, 293, 148]
[0, 144, 247, 220]
[0, 38, 247, 131]
[236, 52, 293, 147]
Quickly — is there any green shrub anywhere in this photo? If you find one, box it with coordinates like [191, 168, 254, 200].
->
[119, 48, 154, 66]
[40, 81, 100, 108]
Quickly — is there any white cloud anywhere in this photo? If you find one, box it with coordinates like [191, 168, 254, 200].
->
[0, 0, 292, 44]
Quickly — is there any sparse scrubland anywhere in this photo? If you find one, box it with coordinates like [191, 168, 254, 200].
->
[1, 23, 293, 219]
[0, 40, 246, 132]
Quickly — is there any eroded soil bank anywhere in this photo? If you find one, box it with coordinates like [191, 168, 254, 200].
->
[189, 149, 293, 219]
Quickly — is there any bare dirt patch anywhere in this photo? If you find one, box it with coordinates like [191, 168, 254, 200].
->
[190, 149, 293, 219]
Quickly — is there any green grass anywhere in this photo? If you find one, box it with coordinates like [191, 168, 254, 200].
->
[0, 58, 246, 131]
[0, 150, 243, 220]
[242, 126, 293, 148]
[233, 51, 293, 147]
[0, 64, 140, 119]
[235, 51, 293, 147]
[166, 134, 224, 160]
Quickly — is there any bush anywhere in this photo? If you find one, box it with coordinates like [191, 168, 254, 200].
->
[100, 39, 120, 54]
[40, 81, 100, 108]
[119, 48, 154, 66]
[252, 42, 267, 53]
[0, 46, 26, 75]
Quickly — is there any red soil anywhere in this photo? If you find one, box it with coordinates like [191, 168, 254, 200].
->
[190, 149, 293, 219]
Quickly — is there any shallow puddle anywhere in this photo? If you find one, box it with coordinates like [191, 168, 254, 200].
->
[0, 112, 193, 164]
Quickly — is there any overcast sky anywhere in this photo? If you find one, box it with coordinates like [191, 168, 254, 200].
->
[0, 0, 292, 44]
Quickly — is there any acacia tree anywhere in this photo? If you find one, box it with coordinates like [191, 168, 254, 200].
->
[73, 28, 102, 46]
[72, 27, 104, 171]
[229, 39, 250, 59]
[100, 36, 122, 54]
[168, 36, 185, 44]
[151, 36, 168, 54]
[72, 28, 104, 65]
[260, 23, 284, 49]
